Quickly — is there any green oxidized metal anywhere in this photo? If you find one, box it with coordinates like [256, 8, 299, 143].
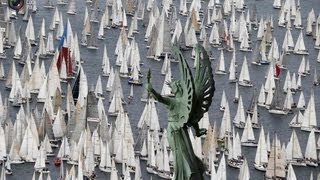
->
[147, 44, 215, 180]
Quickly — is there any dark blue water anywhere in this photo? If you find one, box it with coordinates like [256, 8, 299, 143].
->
[1, 0, 320, 179]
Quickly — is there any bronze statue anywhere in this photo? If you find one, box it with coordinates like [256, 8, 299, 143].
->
[147, 44, 215, 180]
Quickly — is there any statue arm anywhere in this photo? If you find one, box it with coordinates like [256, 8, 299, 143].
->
[147, 69, 171, 106]
[148, 87, 171, 106]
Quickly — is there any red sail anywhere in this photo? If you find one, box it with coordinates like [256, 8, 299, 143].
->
[57, 47, 73, 77]
[275, 64, 281, 77]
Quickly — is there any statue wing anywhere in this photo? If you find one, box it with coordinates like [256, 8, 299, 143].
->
[174, 47, 195, 128]
[189, 44, 215, 124]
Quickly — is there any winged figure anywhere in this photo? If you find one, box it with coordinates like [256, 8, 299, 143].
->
[147, 44, 215, 180]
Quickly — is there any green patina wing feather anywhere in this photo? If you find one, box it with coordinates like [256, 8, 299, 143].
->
[173, 47, 195, 128]
[189, 44, 215, 124]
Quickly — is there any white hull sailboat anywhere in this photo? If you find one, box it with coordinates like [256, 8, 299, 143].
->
[238, 56, 253, 87]
[305, 130, 318, 167]
[254, 126, 268, 171]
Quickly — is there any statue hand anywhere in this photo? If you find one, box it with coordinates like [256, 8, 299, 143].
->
[147, 69, 151, 83]
[147, 82, 153, 93]
[147, 69, 152, 92]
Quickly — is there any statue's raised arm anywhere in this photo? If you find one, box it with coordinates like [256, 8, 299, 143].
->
[147, 69, 171, 106]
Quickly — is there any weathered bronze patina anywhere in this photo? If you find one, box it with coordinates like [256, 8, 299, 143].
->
[147, 44, 215, 180]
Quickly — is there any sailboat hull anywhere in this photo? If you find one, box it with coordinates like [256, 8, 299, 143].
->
[287, 160, 306, 166]
[306, 160, 318, 167]
[301, 126, 320, 133]
[10, 160, 25, 164]
[44, 6, 54, 9]
[146, 166, 158, 174]
[0, 53, 6, 59]
[268, 109, 288, 115]
[254, 163, 267, 171]
[241, 142, 258, 147]
[158, 171, 172, 179]
[294, 51, 309, 55]
[239, 81, 253, 87]
[227, 160, 242, 169]
[99, 166, 112, 172]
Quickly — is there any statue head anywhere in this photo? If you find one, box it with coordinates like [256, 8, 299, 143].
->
[167, 80, 182, 96]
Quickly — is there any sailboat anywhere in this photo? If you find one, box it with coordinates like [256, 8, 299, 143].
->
[218, 101, 232, 142]
[34, 145, 50, 173]
[301, 90, 320, 133]
[57, 0, 67, 5]
[254, 126, 268, 171]
[67, 0, 76, 15]
[4, 159, 12, 175]
[265, 134, 286, 179]
[286, 130, 306, 166]
[289, 111, 304, 128]
[286, 164, 297, 180]
[233, 95, 246, 128]
[233, 83, 239, 103]
[87, 32, 98, 50]
[215, 50, 227, 75]
[227, 132, 244, 169]
[305, 130, 318, 167]
[220, 90, 227, 111]
[257, 84, 266, 107]
[13, 35, 22, 60]
[146, 131, 158, 174]
[238, 56, 253, 87]
[0, 60, 5, 80]
[44, 0, 55, 9]
[273, 0, 281, 9]
[97, 14, 105, 40]
[0, 32, 6, 59]
[238, 158, 250, 180]
[229, 51, 237, 83]
[128, 65, 142, 86]
[294, 8, 303, 29]
[156, 136, 172, 179]
[241, 115, 258, 147]
[294, 30, 309, 55]
[269, 80, 288, 115]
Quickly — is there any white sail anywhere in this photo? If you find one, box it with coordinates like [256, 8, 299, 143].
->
[216, 50, 226, 74]
[234, 83, 239, 103]
[219, 102, 231, 140]
[294, 30, 308, 55]
[99, 140, 112, 172]
[233, 95, 246, 128]
[95, 75, 103, 97]
[0, 126, 6, 160]
[238, 56, 252, 87]
[13, 36, 22, 59]
[217, 153, 227, 180]
[241, 115, 257, 146]
[220, 90, 227, 111]
[286, 164, 297, 180]
[301, 90, 318, 131]
[254, 126, 268, 169]
[305, 129, 318, 166]
[57, 136, 70, 160]
[19, 126, 38, 162]
[34, 145, 46, 171]
[229, 51, 237, 82]
[286, 130, 304, 165]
